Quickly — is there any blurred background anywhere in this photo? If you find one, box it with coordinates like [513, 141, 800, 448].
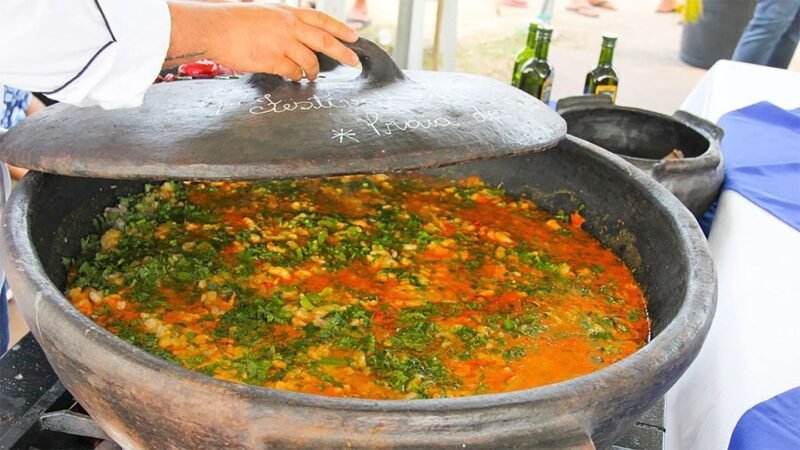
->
[294, 0, 799, 114]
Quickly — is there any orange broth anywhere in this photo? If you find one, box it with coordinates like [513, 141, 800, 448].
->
[66, 175, 649, 399]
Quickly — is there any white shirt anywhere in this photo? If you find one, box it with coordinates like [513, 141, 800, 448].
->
[0, 2, 169, 347]
[0, 0, 170, 109]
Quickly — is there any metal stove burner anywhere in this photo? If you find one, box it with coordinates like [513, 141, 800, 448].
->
[0, 334, 120, 450]
[39, 410, 109, 440]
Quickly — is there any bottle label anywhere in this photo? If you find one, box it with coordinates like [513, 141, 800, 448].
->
[594, 85, 617, 102]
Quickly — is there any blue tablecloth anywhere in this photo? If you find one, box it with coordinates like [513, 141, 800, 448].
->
[730, 387, 800, 450]
[717, 102, 800, 232]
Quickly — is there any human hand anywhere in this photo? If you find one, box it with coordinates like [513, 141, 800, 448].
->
[166, 2, 359, 81]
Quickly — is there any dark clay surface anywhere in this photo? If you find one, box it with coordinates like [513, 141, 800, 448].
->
[0, 39, 565, 181]
[1, 137, 716, 449]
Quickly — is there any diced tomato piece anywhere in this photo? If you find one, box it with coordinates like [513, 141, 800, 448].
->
[570, 212, 586, 227]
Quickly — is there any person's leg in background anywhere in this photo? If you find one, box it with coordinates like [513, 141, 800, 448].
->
[733, 0, 800, 68]
[1, 282, 9, 355]
[567, 0, 599, 17]
[767, 6, 800, 67]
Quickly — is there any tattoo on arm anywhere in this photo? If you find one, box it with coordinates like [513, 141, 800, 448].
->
[163, 51, 208, 70]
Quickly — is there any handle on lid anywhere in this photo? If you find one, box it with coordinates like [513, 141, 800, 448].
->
[254, 37, 406, 86]
[345, 37, 407, 84]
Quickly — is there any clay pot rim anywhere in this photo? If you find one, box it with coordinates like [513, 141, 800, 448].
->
[559, 102, 722, 162]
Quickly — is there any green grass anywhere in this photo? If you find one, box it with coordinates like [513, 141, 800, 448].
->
[456, 30, 527, 82]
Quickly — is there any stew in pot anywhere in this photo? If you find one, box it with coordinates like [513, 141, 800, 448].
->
[65, 174, 649, 399]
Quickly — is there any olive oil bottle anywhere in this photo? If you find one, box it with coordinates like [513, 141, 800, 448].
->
[511, 21, 540, 88]
[584, 33, 619, 102]
[519, 26, 554, 103]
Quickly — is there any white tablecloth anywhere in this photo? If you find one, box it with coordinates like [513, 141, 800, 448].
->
[665, 60, 800, 450]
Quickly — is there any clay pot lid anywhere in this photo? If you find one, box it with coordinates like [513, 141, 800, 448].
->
[0, 39, 566, 181]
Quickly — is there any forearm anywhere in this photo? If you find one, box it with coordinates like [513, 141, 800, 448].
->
[164, 2, 358, 80]
[165, 2, 216, 69]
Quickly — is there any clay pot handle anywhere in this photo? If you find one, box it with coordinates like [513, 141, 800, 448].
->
[345, 38, 407, 85]
[672, 110, 724, 142]
[253, 37, 405, 86]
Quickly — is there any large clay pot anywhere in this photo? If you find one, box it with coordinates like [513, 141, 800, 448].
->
[0, 37, 716, 450]
[1, 136, 715, 449]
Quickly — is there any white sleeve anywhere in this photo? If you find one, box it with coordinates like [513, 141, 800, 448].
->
[0, 0, 170, 109]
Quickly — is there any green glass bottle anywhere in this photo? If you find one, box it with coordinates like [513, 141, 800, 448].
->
[511, 22, 540, 88]
[584, 33, 619, 102]
[519, 26, 554, 103]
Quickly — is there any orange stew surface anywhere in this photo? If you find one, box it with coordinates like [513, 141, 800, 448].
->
[66, 175, 649, 399]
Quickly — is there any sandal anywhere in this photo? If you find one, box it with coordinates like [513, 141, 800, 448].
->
[589, 0, 616, 10]
[567, 5, 599, 17]
[656, 0, 678, 12]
